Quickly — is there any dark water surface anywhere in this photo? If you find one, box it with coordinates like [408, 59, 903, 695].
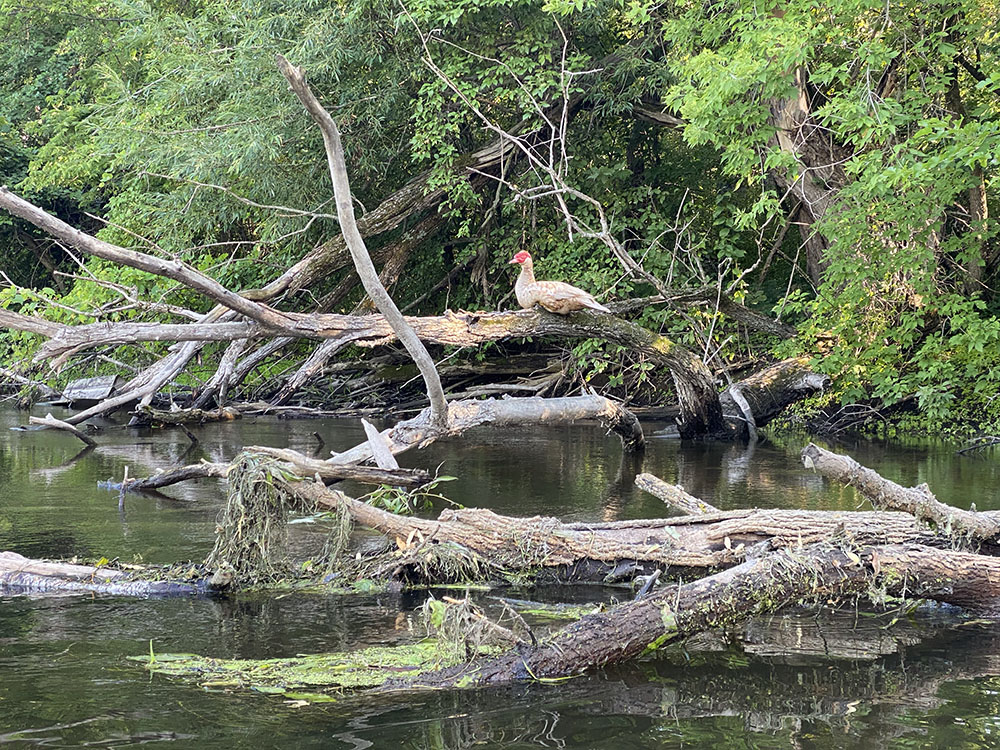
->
[3, 405, 1000, 748]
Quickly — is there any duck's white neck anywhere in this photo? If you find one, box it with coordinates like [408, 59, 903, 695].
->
[517, 257, 535, 284]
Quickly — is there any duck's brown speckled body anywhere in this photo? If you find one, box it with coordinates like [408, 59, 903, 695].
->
[509, 251, 611, 315]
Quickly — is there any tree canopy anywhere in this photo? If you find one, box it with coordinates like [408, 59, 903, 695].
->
[1, 0, 998, 432]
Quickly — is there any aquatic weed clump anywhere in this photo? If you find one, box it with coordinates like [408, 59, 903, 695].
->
[206, 451, 297, 585]
[420, 594, 523, 662]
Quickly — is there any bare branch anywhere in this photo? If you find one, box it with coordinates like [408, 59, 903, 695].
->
[275, 54, 450, 430]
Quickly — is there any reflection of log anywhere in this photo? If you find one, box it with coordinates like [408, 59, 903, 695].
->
[802, 442, 1000, 539]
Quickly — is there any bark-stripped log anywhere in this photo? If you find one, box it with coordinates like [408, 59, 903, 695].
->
[28, 413, 96, 446]
[635, 473, 719, 514]
[277, 55, 450, 430]
[329, 394, 644, 465]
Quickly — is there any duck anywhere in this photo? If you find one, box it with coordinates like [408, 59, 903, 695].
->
[509, 251, 611, 315]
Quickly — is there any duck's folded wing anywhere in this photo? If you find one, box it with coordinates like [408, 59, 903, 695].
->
[532, 280, 595, 304]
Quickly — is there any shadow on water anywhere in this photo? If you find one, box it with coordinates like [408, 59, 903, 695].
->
[3, 404, 1000, 747]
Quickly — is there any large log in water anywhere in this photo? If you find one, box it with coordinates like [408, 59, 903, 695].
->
[285, 475, 961, 572]
[408, 542, 1000, 686]
[0, 551, 214, 597]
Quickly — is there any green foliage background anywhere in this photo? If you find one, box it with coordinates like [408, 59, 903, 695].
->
[1, 0, 998, 432]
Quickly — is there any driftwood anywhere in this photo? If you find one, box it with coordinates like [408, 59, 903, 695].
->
[0, 551, 222, 597]
[116, 453, 430, 492]
[634, 472, 719, 514]
[801, 442, 1000, 539]
[329, 394, 644, 466]
[131, 405, 241, 426]
[27, 413, 96, 447]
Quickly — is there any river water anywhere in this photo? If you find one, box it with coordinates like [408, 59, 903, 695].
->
[3, 405, 1000, 748]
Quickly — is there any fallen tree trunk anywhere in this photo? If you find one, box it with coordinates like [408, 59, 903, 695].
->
[0, 551, 223, 597]
[130, 405, 241, 427]
[284, 474, 961, 573]
[22, 308, 718, 434]
[410, 542, 1000, 686]
[801, 442, 1000, 539]
[16, 304, 823, 437]
[720, 357, 831, 439]
[328, 394, 644, 465]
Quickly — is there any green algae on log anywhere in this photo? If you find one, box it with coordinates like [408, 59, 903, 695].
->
[135, 641, 466, 693]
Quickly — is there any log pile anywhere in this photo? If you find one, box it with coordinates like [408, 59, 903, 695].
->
[9, 440, 1000, 690]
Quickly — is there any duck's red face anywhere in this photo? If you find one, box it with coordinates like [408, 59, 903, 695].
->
[509, 251, 531, 265]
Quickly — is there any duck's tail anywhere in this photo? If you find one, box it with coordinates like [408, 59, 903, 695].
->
[581, 298, 612, 314]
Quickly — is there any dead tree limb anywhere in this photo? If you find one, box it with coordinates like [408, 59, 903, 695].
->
[330, 394, 644, 465]
[0, 365, 61, 400]
[248, 446, 426, 487]
[190, 338, 249, 409]
[122, 453, 428, 492]
[276, 55, 449, 431]
[131, 405, 241, 426]
[635, 473, 719, 514]
[801, 443, 1000, 540]
[0, 187, 299, 333]
[27, 413, 96, 446]
[123, 462, 230, 491]
[409, 542, 1000, 686]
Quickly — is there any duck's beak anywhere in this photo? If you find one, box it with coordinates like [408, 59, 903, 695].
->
[508, 257, 520, 264]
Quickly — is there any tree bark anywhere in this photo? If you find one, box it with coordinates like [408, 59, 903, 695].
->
[284, 474, 957, 573]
